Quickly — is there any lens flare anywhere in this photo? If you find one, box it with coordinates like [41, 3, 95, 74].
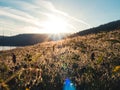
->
[63, 78, 76, 90]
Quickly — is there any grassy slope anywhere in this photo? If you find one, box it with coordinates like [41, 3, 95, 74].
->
[0, 30, 120, 90]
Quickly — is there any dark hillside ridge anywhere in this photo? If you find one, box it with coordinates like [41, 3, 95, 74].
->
[0, 34, 50, 46]
[0, 20, 120, 46]
[0, 33, 68, 46]
[71, 20, 120, 37]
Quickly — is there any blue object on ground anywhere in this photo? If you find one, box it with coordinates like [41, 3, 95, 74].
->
[63, 78, 76, 90]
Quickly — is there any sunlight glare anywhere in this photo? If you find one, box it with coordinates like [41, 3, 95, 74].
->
[42, 15, 68, 34]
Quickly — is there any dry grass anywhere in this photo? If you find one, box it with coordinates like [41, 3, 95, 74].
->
[0, 30, 120, 90]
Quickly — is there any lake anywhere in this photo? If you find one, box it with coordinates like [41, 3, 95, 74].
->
[0, 46, 16, 51]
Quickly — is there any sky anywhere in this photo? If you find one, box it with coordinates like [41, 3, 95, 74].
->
[0, 0, 120, 36]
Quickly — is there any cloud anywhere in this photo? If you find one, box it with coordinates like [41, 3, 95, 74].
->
[0, 0, 90, 35]
[0, 6, 44, 26]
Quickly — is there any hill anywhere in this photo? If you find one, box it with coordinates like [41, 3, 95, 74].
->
[0, 34, 49, 46]
[0, 33, 68, 46]
[70, 20, 120, 37]
[0, 20, 120, 47]
[0, 28, 120, 90]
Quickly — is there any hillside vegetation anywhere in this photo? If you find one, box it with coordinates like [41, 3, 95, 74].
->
[71, 20, 120, 37]
[0, 29, 120, 90]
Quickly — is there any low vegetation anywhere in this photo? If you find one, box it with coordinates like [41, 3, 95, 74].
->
[0, 30, 120, 90]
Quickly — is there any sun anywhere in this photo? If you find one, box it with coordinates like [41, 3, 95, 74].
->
[42, 15, 68, 34]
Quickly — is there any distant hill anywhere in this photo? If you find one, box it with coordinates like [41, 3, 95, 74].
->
[0, 20, 120, 46]
[0, 34, 49, 46]
[70, 20, 120, 37]
[0, 33, 68, 46]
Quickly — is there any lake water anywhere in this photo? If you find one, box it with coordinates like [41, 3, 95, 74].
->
[0, 46, 16, 51]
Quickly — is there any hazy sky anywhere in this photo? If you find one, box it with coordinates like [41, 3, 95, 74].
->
[0, 0, 120, 36]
